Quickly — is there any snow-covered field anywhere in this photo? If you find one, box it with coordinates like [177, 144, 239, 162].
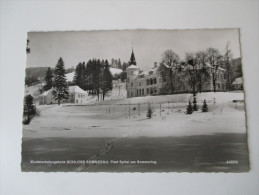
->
[23, 91, 246, 139]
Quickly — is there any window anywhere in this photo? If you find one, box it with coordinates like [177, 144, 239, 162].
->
[131, 83, 133, 87]
[154, 78, 157, 84]
[146, 79, 149, 85]
[147, 88, 149, 94]
[142, 89, 144, 96]
[150, 79, 153, 85]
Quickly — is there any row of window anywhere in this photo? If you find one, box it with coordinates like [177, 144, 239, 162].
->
[129, 77, 163, 88]
[134, 87, 162, 97]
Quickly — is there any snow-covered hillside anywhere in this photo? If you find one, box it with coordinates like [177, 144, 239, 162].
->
[109, 67, 123, 75]
[92, 91, 244, 106]
[24, 83, 43, 99]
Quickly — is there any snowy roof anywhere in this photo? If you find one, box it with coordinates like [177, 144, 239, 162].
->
[110, 67, 123, 75]
[65, 72, 75, 82]
[205, 62, 226, 71]
[232, 77, 243, 85]
[69, 86, 88, 94]
[39, 88, 53, 96]
[126, 65, 139, 69]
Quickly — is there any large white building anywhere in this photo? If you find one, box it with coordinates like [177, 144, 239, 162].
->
[126, 49, 227, 98]
[39, 85, 89, 105]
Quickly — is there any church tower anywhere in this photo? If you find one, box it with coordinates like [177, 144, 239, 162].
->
[129, 48, 137, 65]
[126, 47, 139, 98]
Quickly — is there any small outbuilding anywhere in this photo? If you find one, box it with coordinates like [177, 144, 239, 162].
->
[231, 77, 243, 90]
[39, 85, 89, 105]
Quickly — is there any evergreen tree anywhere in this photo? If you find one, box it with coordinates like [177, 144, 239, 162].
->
[146, 103, 152, 119]
[85, 59, 93, 93]
[193, 96, 198, 111]
[52, 57, 69, 105]
[43, 67, 53, 91]
[186, 101, 193, 114]
[118, 58, 122, 69]
[122, 62, 128, 71]
[23, 94, 36, 124]
[202, 100, 208, 112]
[101, 60, 113, 100]
[73, 62, 84, 88]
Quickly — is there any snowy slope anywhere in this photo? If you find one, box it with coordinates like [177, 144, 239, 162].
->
[109, 67, 123, 75]
[24, 91, 246, 139]
[92, 92, 244, 106]
[24, 83, 43, 99]
[65, 72, 75, 82]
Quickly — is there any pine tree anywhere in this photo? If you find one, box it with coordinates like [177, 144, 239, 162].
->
[202, 100, 208, 112]
[186, 101, 193, 114]
[73, 62, 84, 88]
[101, 60, 113, 100]
[193, 96, 198, 111]
[43, 67, 53, 91]
[147, 103, 152, 118]
[23, 94, 36, 124]
[52, 58, 69, 105]
[118, 58, 122, 69]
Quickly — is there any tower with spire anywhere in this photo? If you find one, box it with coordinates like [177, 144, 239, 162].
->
[126, 44, 140, 97]
[129, 48, 137, 65]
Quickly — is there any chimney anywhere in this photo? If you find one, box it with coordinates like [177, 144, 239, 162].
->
[154, 62, 158, 68]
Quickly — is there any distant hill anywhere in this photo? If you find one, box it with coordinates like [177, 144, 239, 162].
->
[25, 67, 74, 86]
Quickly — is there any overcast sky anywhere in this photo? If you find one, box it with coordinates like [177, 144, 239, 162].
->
[27, 29, 241, 70]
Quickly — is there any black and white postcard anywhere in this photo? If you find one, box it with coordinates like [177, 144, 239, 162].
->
[22, 29, 249, 172]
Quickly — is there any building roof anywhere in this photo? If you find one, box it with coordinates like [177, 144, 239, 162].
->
[232, 77, 243, 85]
[126, 65, 140, 69]
[69, 86, 88, 94]
[39, 86, 87, 96]
[40, 88, 53, 96]
[205, 62, 226, 71]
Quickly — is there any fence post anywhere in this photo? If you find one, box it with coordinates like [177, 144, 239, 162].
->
[128, 100, 130, 118]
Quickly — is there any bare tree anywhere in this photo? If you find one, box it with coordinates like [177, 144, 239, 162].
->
[184, 52, 198, 96]
[195, 51, 210, 93]
[161, 50, 180, 94]
[206, 48, 223, 92]
[223, 42, 233, 91]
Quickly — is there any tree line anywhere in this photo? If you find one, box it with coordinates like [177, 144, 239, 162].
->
[42, 58, 114, 103]
[160, 45, 241, 95]
[72, 59, 113, 101]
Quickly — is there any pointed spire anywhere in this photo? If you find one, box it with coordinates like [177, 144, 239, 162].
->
[129, 42, 137, 65]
